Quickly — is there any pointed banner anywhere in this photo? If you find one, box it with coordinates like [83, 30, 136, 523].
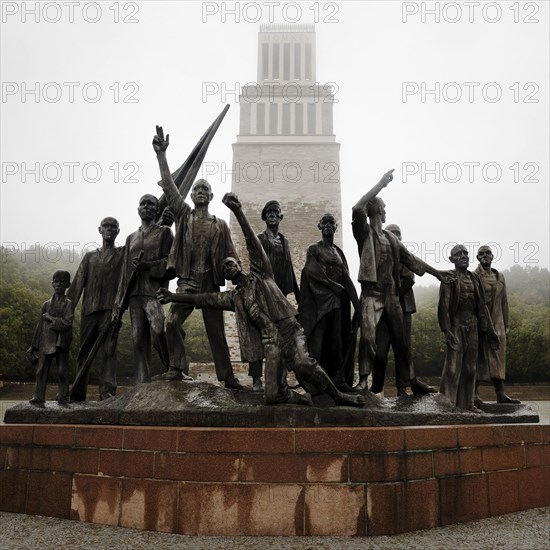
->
[155, 104, 230, 222]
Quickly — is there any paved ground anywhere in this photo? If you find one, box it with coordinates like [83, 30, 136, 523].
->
[0, 507, 548, 549]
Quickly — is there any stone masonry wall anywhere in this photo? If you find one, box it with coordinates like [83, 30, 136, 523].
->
[1, 424, 549, 536]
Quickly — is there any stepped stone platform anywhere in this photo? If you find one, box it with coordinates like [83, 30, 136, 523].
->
[3, 381, 539, 427]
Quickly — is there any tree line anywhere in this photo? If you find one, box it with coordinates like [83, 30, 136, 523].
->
[0, 246, 548, 383]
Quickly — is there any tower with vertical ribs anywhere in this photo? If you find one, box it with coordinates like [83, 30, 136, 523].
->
[226, 24, 342, 359]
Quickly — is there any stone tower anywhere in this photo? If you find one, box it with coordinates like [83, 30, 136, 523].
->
[226, 23, 342, 360]
[230, 23, 342, 270]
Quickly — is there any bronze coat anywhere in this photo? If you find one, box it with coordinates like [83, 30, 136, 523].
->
[32, 296, 73, 355]
[437, 270, 492, 334]
[475, 265, 509, 381]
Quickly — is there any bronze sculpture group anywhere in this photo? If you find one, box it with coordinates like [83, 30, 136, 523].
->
[27, 123, 519, 412]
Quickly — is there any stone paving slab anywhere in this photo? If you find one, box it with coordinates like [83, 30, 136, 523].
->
[0, 507, 548, 549]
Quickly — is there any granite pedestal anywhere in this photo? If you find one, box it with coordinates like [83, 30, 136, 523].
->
[1, 382, 547, 536]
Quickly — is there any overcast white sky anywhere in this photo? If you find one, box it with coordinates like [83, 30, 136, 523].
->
[1, 1, 548, 285]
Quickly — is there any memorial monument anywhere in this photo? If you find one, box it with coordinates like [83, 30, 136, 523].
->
[2, 24, 546, 541]
[7, 103, 537, 426]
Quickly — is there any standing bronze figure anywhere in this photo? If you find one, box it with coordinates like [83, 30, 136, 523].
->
[115, 195, 175, 384]
[370, 224, 436, 395]
[474, 245, 520, 405]
[153, 126, 244, 389]
[352, 169, 451, 394]
[438, 245, 499, 411]
[68, 217, 124, 401]
[27, 271, 73, 404]
[299, 213, 359, 390]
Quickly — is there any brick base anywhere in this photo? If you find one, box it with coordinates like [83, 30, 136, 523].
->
[1, 424, 549, 536]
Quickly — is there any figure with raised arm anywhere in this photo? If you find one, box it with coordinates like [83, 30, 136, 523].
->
[248, 200, 301, 392]
[474, 245, 519, 405]
[370, 223, 436, 395]
[352, 169, 452, 394]
[153, 126, 244, 389]
[115, 194, 175, 384]
[27, 270, 73, 404]
[157, 192, 366, 408]
[299, 213, 359, 390]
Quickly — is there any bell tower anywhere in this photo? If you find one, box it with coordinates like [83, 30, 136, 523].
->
[230, 23, 342, 272]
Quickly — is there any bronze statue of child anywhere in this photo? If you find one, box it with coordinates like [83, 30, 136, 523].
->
[27, 270, 74, 404]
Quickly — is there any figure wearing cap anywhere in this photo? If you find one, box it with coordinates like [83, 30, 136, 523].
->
[249, 200, 300, 391]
